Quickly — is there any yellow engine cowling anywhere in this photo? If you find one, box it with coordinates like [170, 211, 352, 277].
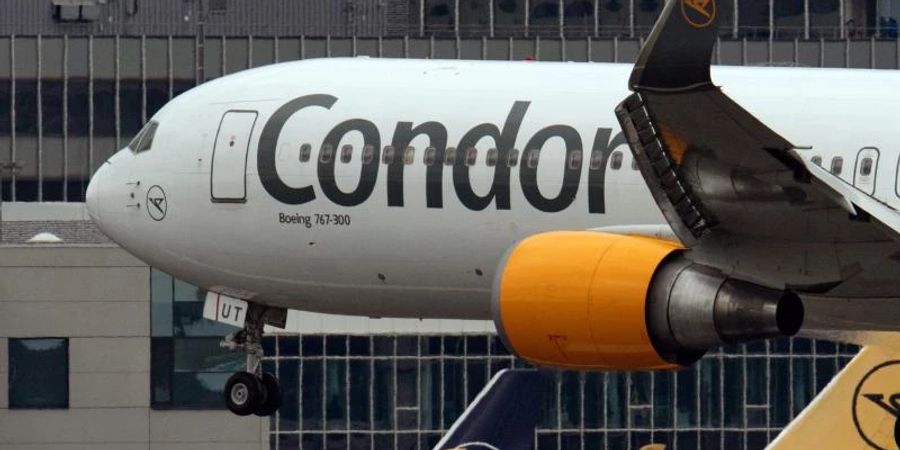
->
[492, 231, 683, 370]
[492, 231, 803, 371]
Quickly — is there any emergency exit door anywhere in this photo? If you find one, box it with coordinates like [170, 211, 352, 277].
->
[211, 110, 258, 202]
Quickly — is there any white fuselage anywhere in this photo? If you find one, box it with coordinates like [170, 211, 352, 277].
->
[86, 58, 900, 319]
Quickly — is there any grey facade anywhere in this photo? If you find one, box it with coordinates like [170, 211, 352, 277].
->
[0, 203, 267, 450]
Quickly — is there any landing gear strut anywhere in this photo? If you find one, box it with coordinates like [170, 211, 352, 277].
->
[221, 303, 283, 416]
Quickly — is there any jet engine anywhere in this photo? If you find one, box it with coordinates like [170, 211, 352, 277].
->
[492, 231, 803, 370]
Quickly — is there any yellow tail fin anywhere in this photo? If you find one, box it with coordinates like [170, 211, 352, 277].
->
[768, 343, 900, 449]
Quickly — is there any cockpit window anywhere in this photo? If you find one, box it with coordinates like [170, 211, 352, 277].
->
[129, 121, 159, 153]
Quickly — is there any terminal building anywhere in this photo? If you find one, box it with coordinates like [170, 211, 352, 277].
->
[0, 1, 889, 449]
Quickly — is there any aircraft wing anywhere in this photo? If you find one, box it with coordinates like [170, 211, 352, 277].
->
[615, 0, 900, 296]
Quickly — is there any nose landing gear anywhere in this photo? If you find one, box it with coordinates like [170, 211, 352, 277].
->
[221, 303, 283, 416]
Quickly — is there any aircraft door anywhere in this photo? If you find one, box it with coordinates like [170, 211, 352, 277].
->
[853, 147, 879, 196]
[211, 110, 258, 202]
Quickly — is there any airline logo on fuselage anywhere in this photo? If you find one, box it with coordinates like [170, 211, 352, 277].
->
[853, 360, 900, 450]
[257, 94, 626, 214]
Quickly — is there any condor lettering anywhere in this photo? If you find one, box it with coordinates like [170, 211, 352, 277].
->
[257, 94, 624, 214]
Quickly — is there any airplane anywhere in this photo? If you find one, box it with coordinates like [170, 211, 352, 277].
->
[85, 0, 900, 444]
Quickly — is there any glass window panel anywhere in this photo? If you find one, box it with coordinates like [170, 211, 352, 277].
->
[92, 80, 115, 137]
[15, 80, 37, 136]
[564, 0, 596, 36]
[771, 357, 791, 426]
[120, 79, 143, 138]
[173, 301, 237, 337]
[172, 372, 229, 409]
[173, 337, 243, 372]
[349, 360, 371, 429]
[67, 79, 89, 137]
[700, 358, 721, 427]
[531, 0, 560, 35]
[560, 372, 582, 428]
[348, 336, 370, 357]
[723, 359, 744, 427]
[459, 0, 490, 35]
[374, 359, 395, 429]
[675, 366, 698, 427]
[150, 337, 173, 407]
[774, 0, 804, 38]
[653, 371, 674, 428]
[340, 144, 353, 163]
[325, 360, 348, 430]
[583, 372, 605, 428]
[746, 357, 767, 405]
[326, 335, 347, 356]
[303, 335, 324, 357]
[151, 269, 173, 336]
[541, 373, 560, 429]
[397, 336, 418, 356]
[506, 148, 519, 167]
[610, 151, 623, 170]
[396, 359, 418, 407]
[443, 359, 465, 428]
[0, 77, 9, 135]
[41, 79, 63, 138]
[466, 335, 488, 356]
[466, 359, 487, 404]
[146, 79, 169, 119]
[373, 336, 394, 356]
[444, 147, 457, 165]
[382, 145, 395, 164]
[606, 372, 626, 428]
[8, 338, 68, 409]
[630, 371, 651, 405]
[495, 0, 526, 35]
[173, 278, 204, 302]
[425, 0, 455, 35]
[811, 0, 841, 38]
[419, 359, 440, 429]
[302, 359, 324, 430]
[278, 335, 300, 357]
[444, 336, 464, 356]
[278, 359, 300, 432]
[739, 0, 771, 39]
[598, 0, 631, 36]
[301, 433, 324, 450]
[792, 357, 813, 417]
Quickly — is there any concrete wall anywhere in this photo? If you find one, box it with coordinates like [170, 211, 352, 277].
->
[0, 240, 267, 450]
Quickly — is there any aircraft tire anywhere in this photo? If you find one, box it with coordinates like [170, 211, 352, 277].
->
[254, 372, 283, 417]
[225, 371, 264, 416]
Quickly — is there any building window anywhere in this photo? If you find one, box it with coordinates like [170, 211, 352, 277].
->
[150, 268, 243, 410]
[8, 338, 69, 409]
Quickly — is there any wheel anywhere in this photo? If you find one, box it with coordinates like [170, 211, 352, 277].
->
[224, 371, 264, 416]
[255, 372, 283, 416]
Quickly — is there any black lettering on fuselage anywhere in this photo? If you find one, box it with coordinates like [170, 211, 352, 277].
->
[256, 94, 625, 214]
[388, 122, 448, 208]
[453, 101, 530, 211]
[319, 119, 381, 206]
[258, 94, 337, 204]
[520, 125, 582, 213]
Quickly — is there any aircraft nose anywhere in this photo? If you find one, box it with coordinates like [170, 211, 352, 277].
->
[85, 163, 106, 223]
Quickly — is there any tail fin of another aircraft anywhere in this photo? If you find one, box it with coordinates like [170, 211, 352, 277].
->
[768, 341, 900, 450]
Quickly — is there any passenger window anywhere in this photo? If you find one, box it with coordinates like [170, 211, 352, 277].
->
[526, 149, 539, 169]
[486, 148, 499, 167]
[299, 144, 312, 162]
[404, 146, 416, 165]
[568, 150, 583, 171]
[319, 144, 334, 164]
[590, 150, 603, 170]
[362, 145, 375, 164]
[507, 149, 520, 167]
[129, 121, 159, 153]
[465, 148, 478, 166]
[831, 157, 843, 175]
[631, 157, 639, 171]
[424, 147, 437, 166]
[444, 147, 457, 166]
[861, 157, 873, 176]
[811, 155, 822, 166]
[382, 146, 395, 164]
[610, 151, 623, 170]
[340, 145, 353, 163]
